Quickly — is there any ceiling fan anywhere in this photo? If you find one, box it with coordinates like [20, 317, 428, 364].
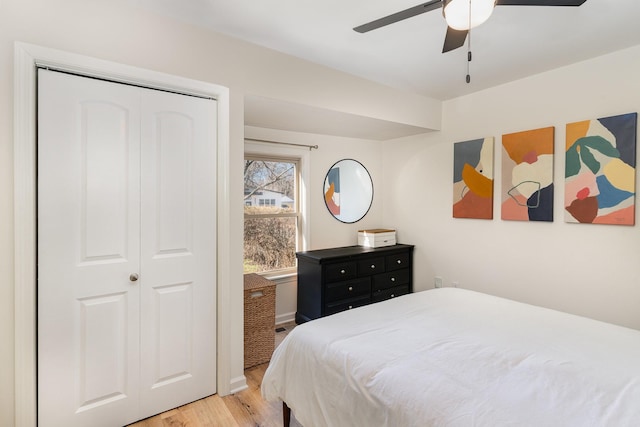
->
[354, 0, 587, 53]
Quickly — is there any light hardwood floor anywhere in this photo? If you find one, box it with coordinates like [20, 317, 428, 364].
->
[128, 323, 302, 427]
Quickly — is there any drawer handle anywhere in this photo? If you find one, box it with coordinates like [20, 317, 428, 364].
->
[340, 269, 346, 274]
[391, 277, 396, 282]
[397, 260, 402, 264]
[348, 286, 353, 291]
[250, 291, 264, 299]
[370, 264, 376, 269]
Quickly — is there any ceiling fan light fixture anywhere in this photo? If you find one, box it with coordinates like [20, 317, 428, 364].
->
[443, 0, 496, 31]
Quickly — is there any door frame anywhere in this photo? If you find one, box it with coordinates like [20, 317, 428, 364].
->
[14, 42, 234, 426]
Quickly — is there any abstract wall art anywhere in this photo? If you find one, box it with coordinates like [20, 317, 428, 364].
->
[453, 137, 494, 219]
[565, 112, 637, 225]
[501, 126, 555, 222]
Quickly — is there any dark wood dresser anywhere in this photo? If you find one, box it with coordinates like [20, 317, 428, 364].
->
[295, 244, 414, 323]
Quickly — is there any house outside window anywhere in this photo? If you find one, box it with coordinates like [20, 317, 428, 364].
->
[244, 154, 302, 275]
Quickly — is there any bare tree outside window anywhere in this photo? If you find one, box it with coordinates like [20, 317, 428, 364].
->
[244, 157, 299, 274]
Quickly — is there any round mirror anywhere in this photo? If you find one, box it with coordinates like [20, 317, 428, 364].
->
[323, 159, 374, 223]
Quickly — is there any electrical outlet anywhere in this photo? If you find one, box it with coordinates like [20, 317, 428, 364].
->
[434, 276, 443, 288]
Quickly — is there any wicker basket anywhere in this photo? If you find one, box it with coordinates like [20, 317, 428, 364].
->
[244, 273, 276, 369]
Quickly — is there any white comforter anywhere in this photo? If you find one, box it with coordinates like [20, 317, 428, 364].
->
[262, 288, 640, 427]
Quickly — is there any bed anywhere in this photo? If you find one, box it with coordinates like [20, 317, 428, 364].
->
[261, 288, 640, 426]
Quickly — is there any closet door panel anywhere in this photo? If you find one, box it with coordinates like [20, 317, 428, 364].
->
[139, 90, 217, 418]
[151, 282, 193, 383]
[153, 111, 193, 254]
[81, 101, 132, 262]
[77, 292, 129, 404]
[37, 69, 141, 427]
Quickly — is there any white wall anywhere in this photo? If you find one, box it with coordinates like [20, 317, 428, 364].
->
[383, 44, 640, 331]
[0, 1, 439, 425]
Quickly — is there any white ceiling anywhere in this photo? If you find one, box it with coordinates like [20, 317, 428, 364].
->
[132, 0, 640, 139]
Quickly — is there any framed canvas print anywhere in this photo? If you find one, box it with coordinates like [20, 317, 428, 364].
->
[453, 137, 494, 219]
[565, 112, 637, 225]
[501, 126, 555, 222]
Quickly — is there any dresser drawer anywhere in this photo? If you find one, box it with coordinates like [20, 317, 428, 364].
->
[372, 285, 409, 303]
[386, 252, 411, 272]
[325, 295, 371, 315]
[357, 257, 385, 276]
[325, 277, 371, 302]
[325, 261, 357, 282]
[372, 268, 411, 291]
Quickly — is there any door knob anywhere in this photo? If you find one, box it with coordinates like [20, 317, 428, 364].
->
[129, 273, 139, 282]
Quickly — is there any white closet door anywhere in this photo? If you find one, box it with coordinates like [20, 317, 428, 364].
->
[138, 88, 217, 417]
[38, 70, 142, 427]
[38, 69, 217, 426]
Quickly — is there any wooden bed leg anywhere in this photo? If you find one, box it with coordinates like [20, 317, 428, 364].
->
[283, 401, 291, 427]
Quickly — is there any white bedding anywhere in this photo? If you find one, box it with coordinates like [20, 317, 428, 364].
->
[261, 288, 640, 427]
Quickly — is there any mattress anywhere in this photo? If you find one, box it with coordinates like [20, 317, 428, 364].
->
[261, 288, 640, 426]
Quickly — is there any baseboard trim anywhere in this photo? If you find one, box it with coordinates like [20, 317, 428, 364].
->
[276, 312, 296, 325]
[228, 375, 248, 395]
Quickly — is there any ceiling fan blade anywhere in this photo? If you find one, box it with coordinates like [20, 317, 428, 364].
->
[442, 26, 468, 53]
[353, 0, 443, 33]
[496, 0, 586, 6]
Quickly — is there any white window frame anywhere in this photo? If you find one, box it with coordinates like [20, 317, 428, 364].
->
[244, 140, 310, 279]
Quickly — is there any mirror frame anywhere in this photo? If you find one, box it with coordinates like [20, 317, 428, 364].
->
[323, 158, 374, 224]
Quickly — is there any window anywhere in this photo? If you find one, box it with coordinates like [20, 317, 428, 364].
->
[244, 155, 301, 275]
[258, 198, 276, 207]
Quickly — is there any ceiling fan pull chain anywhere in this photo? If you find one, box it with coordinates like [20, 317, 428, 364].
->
[466, 0, 472, 83]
